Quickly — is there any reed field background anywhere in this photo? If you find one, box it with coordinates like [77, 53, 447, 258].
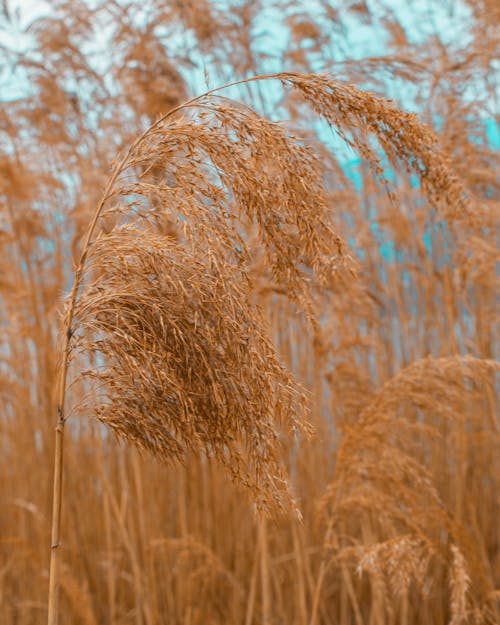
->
[0, 1, 498, 624]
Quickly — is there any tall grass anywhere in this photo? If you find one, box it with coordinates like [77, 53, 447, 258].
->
[0, 1, 498, 624]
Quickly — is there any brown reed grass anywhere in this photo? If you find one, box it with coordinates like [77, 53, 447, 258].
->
[320, 356, 499, 624]
[1, 2, 498, 624]
[46, 67, 490, 623]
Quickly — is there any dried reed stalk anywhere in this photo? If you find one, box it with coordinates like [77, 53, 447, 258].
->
[47, 72, 470, 624]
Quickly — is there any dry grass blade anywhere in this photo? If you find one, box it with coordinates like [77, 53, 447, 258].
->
[449, 545, 471, 625]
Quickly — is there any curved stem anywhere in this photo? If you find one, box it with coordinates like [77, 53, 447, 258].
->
[46, 70, 291, 625]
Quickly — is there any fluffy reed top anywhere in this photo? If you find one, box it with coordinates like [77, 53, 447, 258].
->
[72, 225, 307, 511]
[323, 355, 500, 624]
[66, 72, 472, 512]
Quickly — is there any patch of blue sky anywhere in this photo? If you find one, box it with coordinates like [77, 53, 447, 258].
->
[1, 0, 51, 41]
[383, 0, 473, 46]
[0, 0, 54, 102]
[367, 221, 396, 262]
[486, 119, 500, 148]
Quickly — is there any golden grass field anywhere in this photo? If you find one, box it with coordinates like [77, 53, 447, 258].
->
[0, 1, 498, 623]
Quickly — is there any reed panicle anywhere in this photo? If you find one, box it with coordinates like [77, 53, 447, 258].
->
[63, 72, 473, 508]
[73, 225, 307, 511]
[45, 70, 495, 624]
[321, 356, 500, 624]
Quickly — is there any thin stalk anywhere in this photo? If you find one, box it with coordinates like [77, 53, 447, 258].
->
[309, 517, 334, 625]
[244, 527, 260, 625]
[46, 71, 293, 625]
[259, 518, 270, 625]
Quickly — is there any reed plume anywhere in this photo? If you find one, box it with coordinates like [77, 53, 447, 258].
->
[46, 71, 491, 624]
[73, 225, 305, 511]
[320, 356, 500, 625]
